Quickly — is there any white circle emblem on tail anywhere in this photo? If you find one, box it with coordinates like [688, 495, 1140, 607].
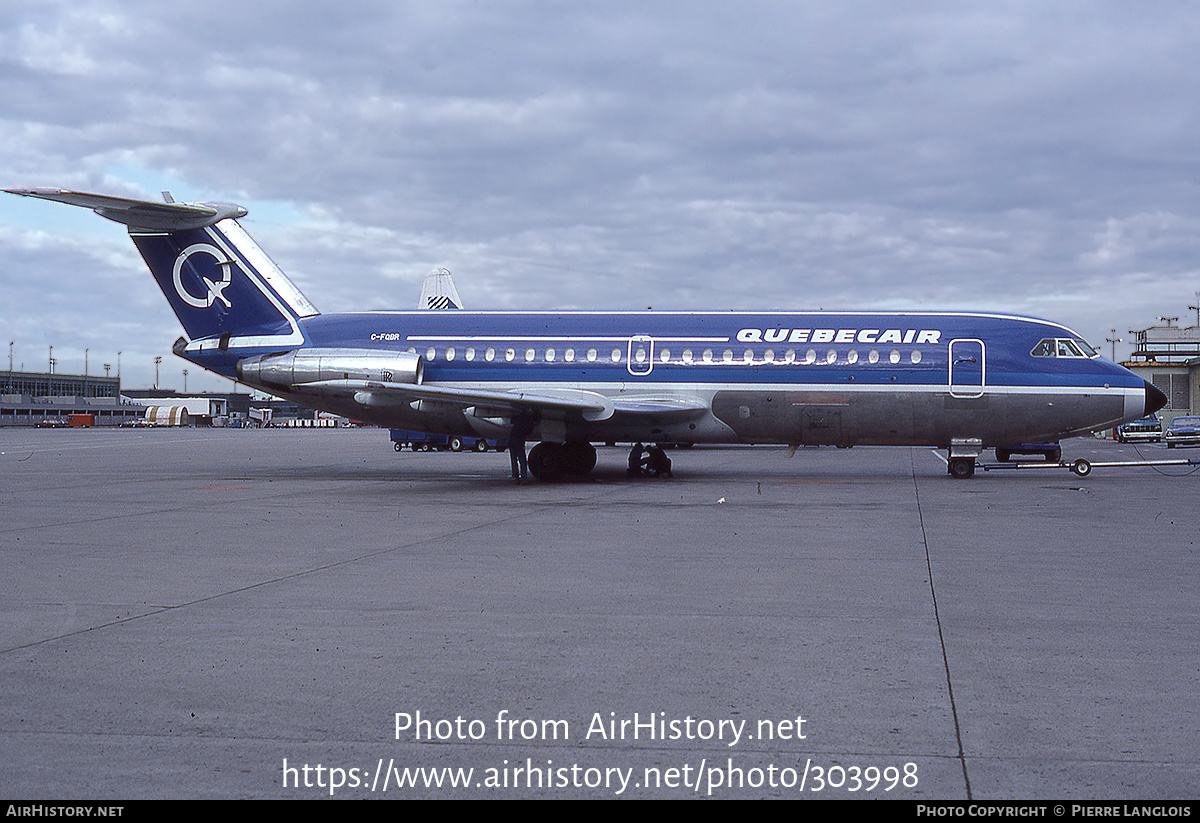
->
[173, 244, 234, 308]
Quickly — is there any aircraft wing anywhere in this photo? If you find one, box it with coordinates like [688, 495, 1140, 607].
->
[295, 379, 708, 423]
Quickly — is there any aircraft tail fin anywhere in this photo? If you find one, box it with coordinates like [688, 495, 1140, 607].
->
[418, 267, 464, 310]
[4, 188, 317, 346]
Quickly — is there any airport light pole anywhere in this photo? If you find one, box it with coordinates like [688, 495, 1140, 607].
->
[1106, 331, 1122, 361]
[154, 356, 161, 389]
[183, 369, 188, 393]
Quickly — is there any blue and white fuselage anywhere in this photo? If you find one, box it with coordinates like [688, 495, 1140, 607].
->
[6, 188, 1165, 479]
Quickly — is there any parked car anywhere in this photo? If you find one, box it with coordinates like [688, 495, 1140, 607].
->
[389, 429, 504, 453]
[1117, 415, 1162, 443]
[1164, 415, 1200, 448]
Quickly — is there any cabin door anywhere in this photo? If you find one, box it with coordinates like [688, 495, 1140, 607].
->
[948, 339, 986, 398]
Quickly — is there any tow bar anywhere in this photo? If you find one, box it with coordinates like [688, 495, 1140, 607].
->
[981, 456, 1200, 477]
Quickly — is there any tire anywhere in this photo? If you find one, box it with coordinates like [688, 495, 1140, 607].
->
[393, 442, 402, 452]
[1071, 459, 1092, 477]
[474, 439, 489, 452]
[449, 436, 464, 452]
[949, 457, 975, 479]
[528, 442, 565, 481]
[563, 442, 597, 475]
[995, 448, 1011, 462]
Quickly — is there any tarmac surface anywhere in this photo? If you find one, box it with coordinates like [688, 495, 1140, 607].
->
[0, 427, 1196, 800]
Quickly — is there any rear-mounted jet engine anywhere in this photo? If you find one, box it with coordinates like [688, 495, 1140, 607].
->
[237, 349, 424, 391]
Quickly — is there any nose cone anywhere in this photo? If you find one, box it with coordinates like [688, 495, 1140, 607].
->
[1144, 380, 1168, 416]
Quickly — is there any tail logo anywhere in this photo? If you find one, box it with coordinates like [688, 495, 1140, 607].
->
[173, 244, 235, 309]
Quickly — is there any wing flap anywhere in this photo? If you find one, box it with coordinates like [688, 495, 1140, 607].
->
[295, 379, 710, 423]
[297, 379, 613, 419]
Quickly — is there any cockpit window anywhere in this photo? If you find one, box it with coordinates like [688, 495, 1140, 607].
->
[1031, 338, 1098, 358]
[1031, 339, 1055, 358]
[1056, 339, 1083, 357]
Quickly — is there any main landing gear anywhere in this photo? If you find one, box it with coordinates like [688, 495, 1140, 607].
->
[527, 441, 597, 481]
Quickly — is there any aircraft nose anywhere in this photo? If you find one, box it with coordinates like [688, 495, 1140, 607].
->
[1144, 380, 1167, 416]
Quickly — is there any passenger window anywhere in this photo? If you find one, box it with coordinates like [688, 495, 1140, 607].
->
[465, 347, 475, 361]
[565, 348, 575, 362]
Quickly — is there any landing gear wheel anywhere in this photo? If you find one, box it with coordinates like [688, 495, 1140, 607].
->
[563, 442, 597, 475]
[1071, 459, 1092, 477]
[949, 457, 975, 479]
[528, 442, 566, 481]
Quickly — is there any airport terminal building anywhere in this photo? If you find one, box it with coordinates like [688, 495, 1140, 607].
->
[1, 368, 325, 427]
[0, 370, 144, 427]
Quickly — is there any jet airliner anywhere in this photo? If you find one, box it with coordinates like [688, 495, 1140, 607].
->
[5, 187, 1166, 479]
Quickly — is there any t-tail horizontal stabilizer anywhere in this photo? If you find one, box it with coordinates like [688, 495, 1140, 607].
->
[4, 187, 316, 347]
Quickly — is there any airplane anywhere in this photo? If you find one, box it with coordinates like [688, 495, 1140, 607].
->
[418, 267, 464, 310]
[5, 187, 1167, 480]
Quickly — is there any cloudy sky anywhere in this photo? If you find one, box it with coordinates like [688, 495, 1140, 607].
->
[2, 1, 1199, 392]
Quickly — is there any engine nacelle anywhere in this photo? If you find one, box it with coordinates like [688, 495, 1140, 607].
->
[237, 348, 424, 390]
